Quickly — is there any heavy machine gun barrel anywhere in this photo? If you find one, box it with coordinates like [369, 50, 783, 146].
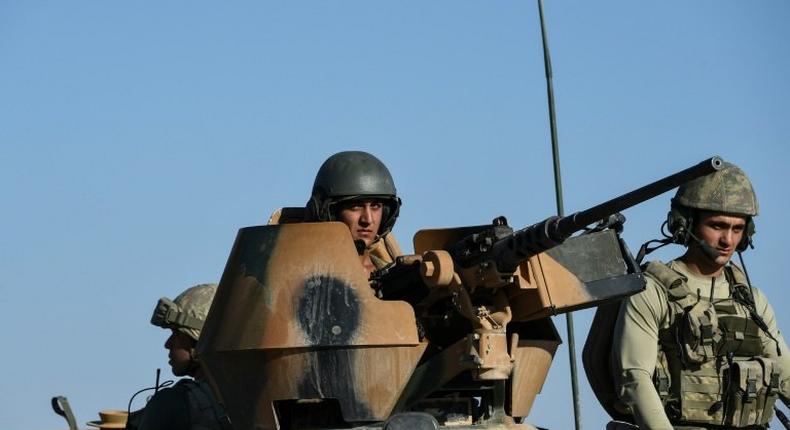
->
[555, 156, 723, 234]
[460, 156, 724, 273]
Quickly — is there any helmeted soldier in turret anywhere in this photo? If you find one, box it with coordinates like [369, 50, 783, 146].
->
[305, 150, 402, 277]
[132, 284, 232, 430]
[611, 163, 790, 429]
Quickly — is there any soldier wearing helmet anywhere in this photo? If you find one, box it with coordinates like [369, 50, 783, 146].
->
[305, 151, 402, 277]
[609, 163, 790, 429]
[131, 284, 232, 430]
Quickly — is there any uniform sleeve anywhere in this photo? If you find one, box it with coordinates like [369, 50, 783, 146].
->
[611, 279, 674, 430]
[137, 386, 191, 430]
[752, 288, 790, 404]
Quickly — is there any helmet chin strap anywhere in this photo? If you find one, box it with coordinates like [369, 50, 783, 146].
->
[188, 347, 202, 378]
[353, 239, 366, 255]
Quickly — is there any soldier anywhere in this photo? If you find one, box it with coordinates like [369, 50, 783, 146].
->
[611, 163, 790, 429]
[305, 150, 402, 277]
[133, 283, 231, 430]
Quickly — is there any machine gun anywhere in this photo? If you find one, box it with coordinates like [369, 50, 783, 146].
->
[369, 156, 723, 413]
[374, 155, 722, 304]
[198, 156, 723, 430]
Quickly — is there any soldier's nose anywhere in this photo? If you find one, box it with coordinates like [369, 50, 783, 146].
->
[359, 207, 372, 224]
[165, 333, 175, 349]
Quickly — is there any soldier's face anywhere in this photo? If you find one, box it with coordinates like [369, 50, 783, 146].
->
[692, 211, 747, 266]
[337, 199, 383, 247]
[165, 329, 195, 377]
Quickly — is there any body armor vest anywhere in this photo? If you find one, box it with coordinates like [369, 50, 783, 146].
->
[646, 262, 781, 428]
[125, 379, 232, 430]
[179, 379, 233, 430]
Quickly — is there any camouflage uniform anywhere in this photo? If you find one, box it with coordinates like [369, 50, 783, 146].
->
[612, 260, 790, 429]
[611, 164, 790, 429]
[134, 284, 232, 430]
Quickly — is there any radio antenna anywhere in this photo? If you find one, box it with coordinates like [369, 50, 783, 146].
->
[537, 1, 582, 429]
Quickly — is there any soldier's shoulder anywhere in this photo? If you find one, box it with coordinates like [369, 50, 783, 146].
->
[635, 261, 673, 298]
[137, 381, 191, 430]
[744, 283, 771, 309]
[145, 380, 194, 411]
[618, 261, 673, 316]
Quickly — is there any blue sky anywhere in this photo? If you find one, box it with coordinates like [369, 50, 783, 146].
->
[2, 2, 789, 429]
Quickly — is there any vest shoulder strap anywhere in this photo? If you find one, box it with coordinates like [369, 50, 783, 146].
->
[726, 263, 750, 286]
[178, 380, 233, 430]
[643, 261, 695, 306]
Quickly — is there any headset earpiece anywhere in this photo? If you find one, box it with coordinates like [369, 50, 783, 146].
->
[666, 205, 693, 246]
[306, 188, 334, 222]
[736, 218, 755, 252]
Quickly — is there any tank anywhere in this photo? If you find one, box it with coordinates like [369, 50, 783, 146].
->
[194, 158, 723, 429]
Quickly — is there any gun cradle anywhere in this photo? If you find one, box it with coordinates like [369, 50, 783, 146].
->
[384, 225, 645, 420]
[510, 229, 645, 320]
[412, 226, 645, 321]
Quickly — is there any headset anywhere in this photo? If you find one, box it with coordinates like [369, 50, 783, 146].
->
[666, 203, 755, 253]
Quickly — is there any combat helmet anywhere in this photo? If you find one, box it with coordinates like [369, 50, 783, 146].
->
[151, 283, 217, 341]
[306, 151, 401, 238]
[667, 162, 758, 251]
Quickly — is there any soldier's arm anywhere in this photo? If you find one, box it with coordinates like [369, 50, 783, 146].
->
[612, 280, 674, 430]
[753, 288, 790, 403]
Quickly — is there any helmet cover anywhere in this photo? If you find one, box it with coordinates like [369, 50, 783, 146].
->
[151, 283, 217, 341]
[672, 162, 758, 216]
[668, 162, 758, 250]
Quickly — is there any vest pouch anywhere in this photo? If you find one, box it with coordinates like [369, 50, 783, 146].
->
[755, 357, 780, 425]
[723, 359, 773, 427]
[675, 361, 726, 424]
[680, 300, 722, 364]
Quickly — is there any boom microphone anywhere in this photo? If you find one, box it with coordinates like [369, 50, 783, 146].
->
[688, 230, 721, 262]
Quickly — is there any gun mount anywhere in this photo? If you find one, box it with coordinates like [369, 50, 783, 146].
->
[197, 157, 723, 429]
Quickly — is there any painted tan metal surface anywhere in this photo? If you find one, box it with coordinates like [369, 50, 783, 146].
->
[202, 346, 427, 429]
[198, 222, 425, 429]
[413, 225, 596, 321]
[268, 206, 402, 266]
[202, 222, 419, 351]
[393, 337, 474, 411]
[509, 337, 560, 418]
[507, 254, 589, 321]
[371, 233, 402, 264]
[413, 225, 486, 254]
[419, 250, 455, 287]
[472, 330, 513, 380]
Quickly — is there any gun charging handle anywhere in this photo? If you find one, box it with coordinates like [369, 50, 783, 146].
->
[420, 250, 457, 288]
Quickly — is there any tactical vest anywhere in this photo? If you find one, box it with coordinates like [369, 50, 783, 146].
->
[646, 262, 781, 428]
[179, 379, 233, 430]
